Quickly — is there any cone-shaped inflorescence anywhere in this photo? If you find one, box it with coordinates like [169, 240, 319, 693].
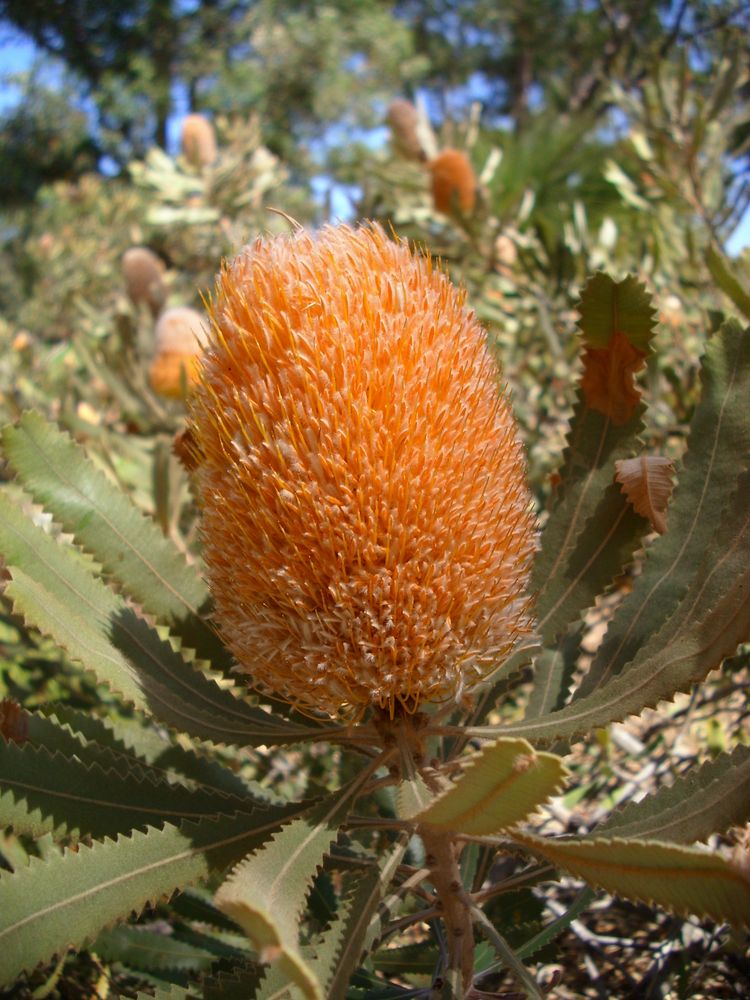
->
[189, 223, 536, 717]
[181, 113, 218, 167]
[122, 246, 165, 316]
[150, 306, 209, 398]
[386, 99, 425, 162]
[429, 149, 477, 215]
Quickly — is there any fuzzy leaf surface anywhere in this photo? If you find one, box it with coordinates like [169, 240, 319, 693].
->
[214, 776, 370, 1000]
[471, 486, 750, 745]
[515, 832, 750, 928]
[594, 744, 750, 844]
[1, 412, 208, 625]
[0, 494, 324, 746]
[0, 738, 253, 841]
[0, 806, 306, 986]
[577, 272, 656, 350]
[309, 838, 407, 1000]
[407, 739, 567, 835]
[94, 924, 218, 974]
[38, 704, 278, 803]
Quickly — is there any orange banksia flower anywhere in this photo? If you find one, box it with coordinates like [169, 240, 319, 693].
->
[150, 306, 209, 398]
[189, 223, 536, 717]
[429, 149, 477, 215]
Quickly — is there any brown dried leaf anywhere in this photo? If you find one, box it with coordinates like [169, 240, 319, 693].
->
[0, 698, 28, 744]
[580, 329, 647, 425]
[615, 455, 675, 534]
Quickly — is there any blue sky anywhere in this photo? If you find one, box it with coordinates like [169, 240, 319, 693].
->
[1, 31, 748, 253]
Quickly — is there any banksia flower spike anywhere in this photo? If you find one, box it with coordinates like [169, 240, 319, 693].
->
[181, 113, 218, 168]
[122, 246, 166, 316]
[386, 98, 426, 162]
[429, 148, 477, 215]
[189, 223, 536, 718]
[150, 306, 209, 398]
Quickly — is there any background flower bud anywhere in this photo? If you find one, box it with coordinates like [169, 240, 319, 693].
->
[386, 99, 426, 162]
[429, 148, 477, 215]
[122, 246, 166, 317]
[181, 113, 218, 167]
[149, 306, 208, 399]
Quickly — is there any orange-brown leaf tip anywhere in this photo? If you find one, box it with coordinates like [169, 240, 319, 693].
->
[181, 113, 217, 167]
[0, 698, 28, 744]
[149, 307, 209, 399]
[614, 455, 675, 534]
[580, 329, 647, 425]
[188, 223, 537, 718]
[429, 149, 477, 215]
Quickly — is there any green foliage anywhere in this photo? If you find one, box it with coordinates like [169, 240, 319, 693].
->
[0, 4, 749, 995]
[0, 270, 748, 998]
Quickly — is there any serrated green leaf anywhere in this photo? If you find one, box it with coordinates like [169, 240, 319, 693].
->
[707, 245, 750, 320]
[372, 942, 438, 975]
[525, 625, 582, 720]
[577, 272, 657, 350]
[310, 838, 407, 1000]
[515, 887, 596, 960]
[136, 985, 190, 1000]
[527, 274, 657, 660]
[0, 493, 326, 747]
[94, 924, 218, 974]
[171, 888, 246, 936]
[594, 744, 750, 844]
[395, 771, 433, 820]
[469, 487, 750, 745]
[515, 832, 750, 928]
[39, 704, 279, 804]
[0, 805, 307, 987]
[534, 480, 647, 650]
[0, 738, 254, 841]
[406, 739, 567, 836]
[307, 869, 381, 999]
[576, 319, 750, 698]
[1, 412, 208, 627]
[214, 779, 366, 1000]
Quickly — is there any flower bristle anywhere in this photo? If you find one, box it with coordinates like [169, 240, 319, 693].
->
[189, 223, 536, 718]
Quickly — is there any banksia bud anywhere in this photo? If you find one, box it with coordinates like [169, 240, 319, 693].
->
[386, 99, 425, 162]
[429, 149, 477, 215]
[181, 113, 218, 167]
[189, 223, 536, 717]
[150, 306, 208, 399]
[122, 247, 166, 316]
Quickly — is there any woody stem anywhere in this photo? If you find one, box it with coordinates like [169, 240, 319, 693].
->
[420, 825, 475, 991]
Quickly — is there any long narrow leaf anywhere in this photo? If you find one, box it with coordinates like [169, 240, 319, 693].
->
[0, 806, 308, 986]
[593, 744, 750, 844]
[0, 493, 327, 746]
[1, 412, 208, 624]
[575, 318, 750, 698]
[515, 831, 750, 928]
